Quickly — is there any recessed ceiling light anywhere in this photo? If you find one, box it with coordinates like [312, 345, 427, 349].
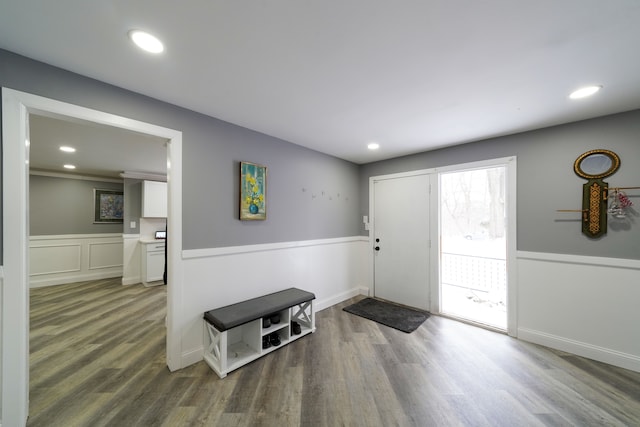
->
[367, 143, 380, 150]
[59, 146, 76, 153]
[63, 164, 76, 170]
[569, 85, 602, 99]
[128, 30, 164, 54]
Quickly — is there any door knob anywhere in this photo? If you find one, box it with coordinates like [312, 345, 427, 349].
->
[374, 246, 380, 251]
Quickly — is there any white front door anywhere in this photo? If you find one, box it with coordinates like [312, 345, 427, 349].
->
[373, 174, 430, 310]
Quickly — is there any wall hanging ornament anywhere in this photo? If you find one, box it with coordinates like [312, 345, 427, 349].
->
[557, 149, 638, 238]
[608, 189, 633, 219]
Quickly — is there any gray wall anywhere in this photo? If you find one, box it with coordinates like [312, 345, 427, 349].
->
[1, 49, 361, 253]
[4, 48, 639, 260]
[29, 175, 124, 235]
[182, 119, 360, 248]
[359, 110, 640, 260]
[123, 178, 142, 234]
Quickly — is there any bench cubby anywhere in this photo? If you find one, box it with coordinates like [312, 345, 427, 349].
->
[203, 288, 315, 378]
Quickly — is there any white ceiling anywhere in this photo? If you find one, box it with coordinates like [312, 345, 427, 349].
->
[2, 0, 640, 169]
[29, 115, 167, 179]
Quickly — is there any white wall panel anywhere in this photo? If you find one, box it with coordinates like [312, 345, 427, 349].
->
[29, 244, 81, 275]
[29, 234, 123, 288]
[517, 251, 640, 372]
[88, 241, 123, 270]
[180, 237, 369, 366]
[122, 234, 142, 285]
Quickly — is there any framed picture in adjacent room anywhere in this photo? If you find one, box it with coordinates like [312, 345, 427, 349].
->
[240, 161, 267, 220]
[94, 188, 124, 223]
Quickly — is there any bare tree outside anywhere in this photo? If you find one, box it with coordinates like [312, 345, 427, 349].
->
[487, 168, 505, 239]
[441, 167, 505, 242]
[440, 166, 507, 329]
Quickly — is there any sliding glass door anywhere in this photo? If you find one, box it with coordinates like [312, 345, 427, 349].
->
[439, 165, 507, 330]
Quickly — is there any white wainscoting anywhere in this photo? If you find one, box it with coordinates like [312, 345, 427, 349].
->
[179, 236, 370, 367]
[517, 251, 640, 372]
[122, 234, 142, 286]
[29, 234, 124, 288]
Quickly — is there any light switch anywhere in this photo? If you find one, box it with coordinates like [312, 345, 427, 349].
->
[130, 221, 136, 228]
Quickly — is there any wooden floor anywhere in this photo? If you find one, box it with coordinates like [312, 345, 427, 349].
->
[28, 278, 640, 426]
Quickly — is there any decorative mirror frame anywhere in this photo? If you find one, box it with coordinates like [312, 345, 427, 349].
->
[573, 149, 620, 180]
[573, 149, 620, 238]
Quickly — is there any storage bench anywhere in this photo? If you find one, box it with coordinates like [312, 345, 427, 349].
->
[203, 287, 315, 378]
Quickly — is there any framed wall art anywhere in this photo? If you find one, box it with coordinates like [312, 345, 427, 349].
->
[240, 161, 267, 220]
[94, 188, 124, 223]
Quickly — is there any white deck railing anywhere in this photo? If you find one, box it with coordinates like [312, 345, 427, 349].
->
[441, 252, 506, 295]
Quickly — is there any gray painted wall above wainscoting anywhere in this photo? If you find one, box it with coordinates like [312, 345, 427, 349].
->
[7, 47, 640, 260]
[359, 109, 640, 260]
[1, 49, 361, 254]
[123, 178, 142, 235]
[29, 174, 124, 235]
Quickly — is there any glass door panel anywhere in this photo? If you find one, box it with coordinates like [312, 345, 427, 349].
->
[440, 166, 507, 330]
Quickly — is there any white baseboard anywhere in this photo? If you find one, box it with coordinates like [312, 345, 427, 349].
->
[30, 271, 122, 288]
[316, 286, 369, 312]
[181, 347, 204, 369]
[518, 327, 640, 373]
[121, 276, 141, 286]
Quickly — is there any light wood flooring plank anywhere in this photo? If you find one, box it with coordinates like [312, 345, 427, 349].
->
[28, 279, 640, 426]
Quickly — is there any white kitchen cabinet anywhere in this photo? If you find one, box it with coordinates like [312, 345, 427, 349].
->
[142, 180, 167, 218]
[140, 240, 165, 285]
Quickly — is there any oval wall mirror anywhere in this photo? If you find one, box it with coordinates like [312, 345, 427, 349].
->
[574, 149, 620, 179]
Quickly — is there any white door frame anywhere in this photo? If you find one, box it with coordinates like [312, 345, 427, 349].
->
[433, 156, 518, 336]
[1, 88, 184, 426]
[369, 168, 438, 312]
[368, 157, 517, 336]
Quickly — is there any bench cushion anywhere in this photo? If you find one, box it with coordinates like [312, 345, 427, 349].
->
[204, 287, 315, 331]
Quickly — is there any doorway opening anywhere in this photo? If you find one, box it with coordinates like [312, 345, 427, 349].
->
[439, 164, 508, 330]
[2, 88, 183, 425]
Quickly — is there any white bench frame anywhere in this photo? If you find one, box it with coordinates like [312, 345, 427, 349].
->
[203, 299, 315, 378]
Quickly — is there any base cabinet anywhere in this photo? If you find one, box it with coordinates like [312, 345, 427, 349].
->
[203, 300, 315, 378]
[140, 241, 165, 285]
